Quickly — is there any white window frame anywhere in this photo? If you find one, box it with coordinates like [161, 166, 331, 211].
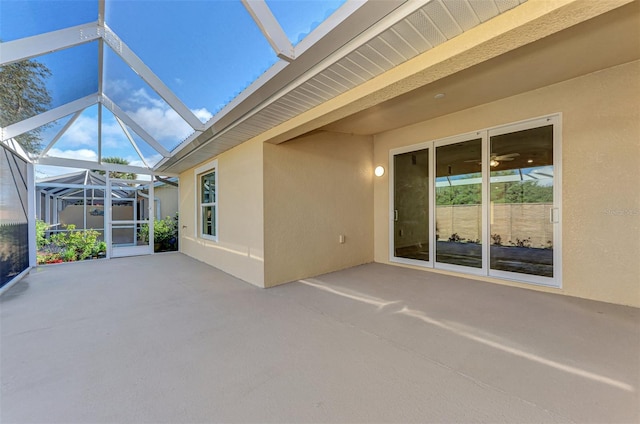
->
[194, 159, 218, 242]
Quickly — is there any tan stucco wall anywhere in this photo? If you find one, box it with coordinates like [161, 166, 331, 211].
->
[155, 185, 178, 220]
[374, 60, 640, 306]
[179, 139, 264, 287]
[263, 132, 374, 287]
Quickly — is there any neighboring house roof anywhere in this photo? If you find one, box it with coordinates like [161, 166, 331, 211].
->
[35, 170, 133, 199]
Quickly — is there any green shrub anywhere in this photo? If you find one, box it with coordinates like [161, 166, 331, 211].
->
[36, 219, 49, 248]
[139, 214, 178, 251]
[92, 241, 107, 257]
[62, 249, 76, 262]
[49, 224, 101, 261]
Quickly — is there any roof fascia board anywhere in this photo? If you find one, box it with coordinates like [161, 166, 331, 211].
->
[2, 94, 100, 141]
[239, 0, 434, 118]
[100, 94, 171, 158]
[215, 0, 405, 133]
[158, 0, 407, 171]
[101, 24, 205, 131]
[0, 22, 100, 66]
[241, 0, 294, 61]
[252, 0, 633, 146]
[293, 0, 369, 56]
[162, 59, 290, 163]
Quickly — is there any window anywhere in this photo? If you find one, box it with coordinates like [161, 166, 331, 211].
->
[195, 160, 218, 241]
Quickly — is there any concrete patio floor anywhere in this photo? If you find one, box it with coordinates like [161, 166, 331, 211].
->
[1, 253, 638, 423]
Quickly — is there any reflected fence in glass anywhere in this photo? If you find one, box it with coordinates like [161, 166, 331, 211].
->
[435, 138, 482, 269]
[489, 125, 554, 278]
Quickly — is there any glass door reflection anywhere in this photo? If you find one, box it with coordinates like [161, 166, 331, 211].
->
[435, 138, 483, 269]
[489, 125, 555, 279]
[393, 148, 430, 262]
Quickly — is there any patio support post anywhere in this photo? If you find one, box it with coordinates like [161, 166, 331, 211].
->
[45, 193, 51, 226]
[83, 188, 87, 230]
[53, 197, 58, 226]
[36, 190, 41, 221]
[27, 163, 36, 267]
[105, 175, 111, 259]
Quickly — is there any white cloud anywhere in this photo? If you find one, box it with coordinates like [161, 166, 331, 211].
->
[128, 106, 194, 142]
[101, 120, 129, 149]
[129, 88, 166, 109]
[104, 79, 132, 99]
[193, 107, 213, 123]
[32, 80, 216, 162]
[58, 115, 98, 147]
[48, 147, 98, 161]
[128, 153, 164, 168]
[35, 148, 99, 179]
[106, 81, 213, 143]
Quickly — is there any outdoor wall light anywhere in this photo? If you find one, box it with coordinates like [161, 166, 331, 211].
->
[374, 166, 385, 177]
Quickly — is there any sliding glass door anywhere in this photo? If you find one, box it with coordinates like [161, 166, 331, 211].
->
[435, 137, 484, 272]
[393, 147, 431, 264]
[390, 116, 561, 287]
[489, 120, 559, 284]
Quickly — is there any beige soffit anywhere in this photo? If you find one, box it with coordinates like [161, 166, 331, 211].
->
[322, 0, 640, 135]
[251, 0, 636, 148]
[158, 0, 529, 173]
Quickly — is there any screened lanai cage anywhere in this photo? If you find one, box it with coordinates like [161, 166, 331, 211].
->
[0, 142, 30, 287]
[2, 0, 533, 291]
[34, 170, 179, 264]
[36, 170, 177, 241]
[37, 170, 149, 240]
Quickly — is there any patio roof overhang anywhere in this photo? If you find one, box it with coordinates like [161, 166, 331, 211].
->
[2, 0, 536, 176]
[4, 0, 634, 177]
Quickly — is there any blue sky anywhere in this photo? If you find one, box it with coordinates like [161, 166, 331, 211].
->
[1, 0, 345, 176]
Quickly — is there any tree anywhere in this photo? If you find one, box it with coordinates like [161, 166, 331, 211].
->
[0, 59, 52, 153]
[95, 157, 137, 180]
[491, 181, 553, 204]
[436, 184, 481, 206]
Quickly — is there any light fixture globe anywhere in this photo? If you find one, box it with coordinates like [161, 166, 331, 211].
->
[374, 165, 385, 177]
